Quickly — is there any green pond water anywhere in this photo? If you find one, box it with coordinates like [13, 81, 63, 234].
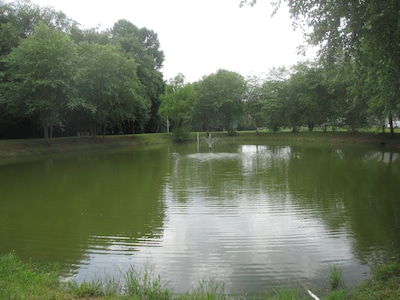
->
[0, 142, 399, 296]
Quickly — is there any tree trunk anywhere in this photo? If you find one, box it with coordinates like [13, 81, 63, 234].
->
[322, 123, 327, 133]
[388, 114, 394, 136]
[331, 120, 336, 132]
[89, 120, 98, 138]
[89, 120, 94, 137]
[49, 122, 54, 140]
[42, 119, 50, 145]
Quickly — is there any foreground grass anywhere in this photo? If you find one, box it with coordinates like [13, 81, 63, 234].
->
[1, 253, 400, 299]
[1, 130, 400, 157]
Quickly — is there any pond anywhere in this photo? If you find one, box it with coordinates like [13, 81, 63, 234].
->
[1, 141, 400, 296]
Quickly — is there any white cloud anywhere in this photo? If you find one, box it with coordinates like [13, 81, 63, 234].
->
[30, 0, 316, 82]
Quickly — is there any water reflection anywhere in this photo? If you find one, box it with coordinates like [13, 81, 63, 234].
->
[162, 145, 378, 294]
[364, 151, 398, 164]
[285, 146, 400, 255]
[0, 148, 168, 271]
[0, 144, 399, 296]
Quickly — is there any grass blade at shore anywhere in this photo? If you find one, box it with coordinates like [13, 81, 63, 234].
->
[1, 251, 400, 299]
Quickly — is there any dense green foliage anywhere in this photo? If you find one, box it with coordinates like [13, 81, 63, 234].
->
[158, 74, 197, 141]
[240, 0, 400, 134]
[194, 69, 247, 134]
[0, 0, 164, 141]
[1, 0, 399, 141]
[2, 21, 79, 144]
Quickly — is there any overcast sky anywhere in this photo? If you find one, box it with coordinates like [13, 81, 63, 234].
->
[30, 0, 316, 82]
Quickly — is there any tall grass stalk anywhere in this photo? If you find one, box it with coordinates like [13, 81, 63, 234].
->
[329, 265, 344, 290]
[121, 264, 172, 299]
[177, 278, 226, 300]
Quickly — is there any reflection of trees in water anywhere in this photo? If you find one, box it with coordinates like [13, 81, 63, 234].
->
[285, 146, 400, 259]
[0, 148, 168, 268]
[364, 151, 398, 165]
[169, 145, 400, 260]
[169, 145, 294, 208]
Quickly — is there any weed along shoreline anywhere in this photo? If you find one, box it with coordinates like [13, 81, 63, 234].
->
[1, 131, 400, 157]
[1, 252, 400, 299]
[0, 131, 400, 300]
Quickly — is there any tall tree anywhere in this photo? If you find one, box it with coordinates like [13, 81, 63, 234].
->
[110, 19, 165, 133]
[195, 69, 246, 134]
[260, 68, 289, 131]
[0, 0, 78, 57]
[242, 0, 400, 135]
[0, 0, 80, 138]
[158, 74, 197, 141]
[2, 21, 78, 144]
[75, 42, 149, 137]
[244, 75, 267, 131]
[287, 61, 331, 131]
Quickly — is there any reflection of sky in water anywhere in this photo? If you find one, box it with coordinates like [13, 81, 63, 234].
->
[364, 151, 398, 164]
[73, 145, 371, 296]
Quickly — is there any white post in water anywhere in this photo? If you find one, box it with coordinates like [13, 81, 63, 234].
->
[197, 132, 199, 152]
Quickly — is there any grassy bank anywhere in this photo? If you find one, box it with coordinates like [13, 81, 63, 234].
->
[1, 252, 400, 299]
[0, 133, 174, 157]
[1, 130, 400, 157]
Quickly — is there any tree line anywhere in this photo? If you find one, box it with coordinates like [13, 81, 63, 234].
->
[0, 0, 164, 143]
[1, 0, 399, 143]
[162, 0, 400, 139]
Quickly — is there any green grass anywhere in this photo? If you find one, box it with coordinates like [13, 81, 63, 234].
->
[0, 252, 72, 299]
[121, 264, 172, 299]
[177, 278, 226, 300]
[1, 252, 400, 299]
[329, 265, 344, 290]
[0, 133, 175, 157]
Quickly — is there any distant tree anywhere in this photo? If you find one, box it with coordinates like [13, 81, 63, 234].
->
[259, 67, 290, 131]
[244, 75, 267, 131]
[287, 61, 331, 131]
[242, 0, 400, 135]
[110, 19, 165, 132]
[0, 0, 81, 138]
[74, 42, 149, 137]
[70, 27, 110, 45]
[0, 2, 168, 139]
[2, 22, 79, 144]
[195, 69, 246, 134]
[158, 74, 197, 141]
[341, 61, 370, 132]
[0, 0, 78, 56]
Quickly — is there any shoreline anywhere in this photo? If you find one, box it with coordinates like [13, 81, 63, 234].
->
[1, 131, 400, 158]
[1, 252, 399, 299]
